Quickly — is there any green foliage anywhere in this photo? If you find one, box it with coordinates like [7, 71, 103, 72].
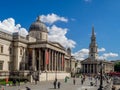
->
[0, 80, 13, 85]
[114, 62, 120, 72]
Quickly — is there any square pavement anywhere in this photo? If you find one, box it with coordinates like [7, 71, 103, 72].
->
[3, 77, 110, 90]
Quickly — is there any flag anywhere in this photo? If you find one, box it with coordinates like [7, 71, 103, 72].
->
[46, 50, 49, 64]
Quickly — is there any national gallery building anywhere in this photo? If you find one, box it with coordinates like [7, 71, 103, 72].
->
[0, 16, 76, 81]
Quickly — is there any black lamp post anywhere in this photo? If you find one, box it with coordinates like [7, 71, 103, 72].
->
[98, 61, 103, 90]
[55, 66, 57, 81]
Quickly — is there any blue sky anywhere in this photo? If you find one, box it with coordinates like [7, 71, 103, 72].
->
[0, 0, 120, 60]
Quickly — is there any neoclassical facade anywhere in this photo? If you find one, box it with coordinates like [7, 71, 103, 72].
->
[81, 26, 114, 75]
[0, 16, 77, 81]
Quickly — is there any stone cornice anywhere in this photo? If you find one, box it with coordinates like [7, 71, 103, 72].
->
[28, 41, 66, 53]
[0, 31, 13, 41]
[13, 35, 28, 44]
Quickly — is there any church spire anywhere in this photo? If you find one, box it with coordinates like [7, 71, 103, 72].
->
[92, 25, 95, 36]
[89, 25, 98, 60]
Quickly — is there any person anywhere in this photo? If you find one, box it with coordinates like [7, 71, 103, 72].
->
[94, 77, 97, 86]
[112, 85, 116, 90]
[13, 79, 16, 86]
[53, 80, 57, 89]
[57, 81, 61, 89]
[65, 76, 67, 83]
[35, 78, 37, 85]
[81, 79, 83, 85]
[55, 78, 57, 82]
[17, 79, 20, 86]
[26, 87, 31, 90]
[73, 78, 76, 85]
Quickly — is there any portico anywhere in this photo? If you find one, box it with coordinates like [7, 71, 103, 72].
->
[29, 47, 65, 72]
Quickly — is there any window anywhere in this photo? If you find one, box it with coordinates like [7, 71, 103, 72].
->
[0, 61, 3, 70]
[0, 45, 3, 53]
[8, 62, 12, 70]
[9, 47, 12, 55]
[91, 48, 93, 52]
[20, 48, 23, 55]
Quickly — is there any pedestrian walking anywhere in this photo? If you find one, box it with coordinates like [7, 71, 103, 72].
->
[73, 78, 76, 85]
[65, 76, 67, 83]
[35, 78, 37, 85]
[53, 80, 57, 89]
[13, 79, 16, 86]
[81, 79, 83, 85]
[94, 78, 97, 86]
[57, 81, 61, 89]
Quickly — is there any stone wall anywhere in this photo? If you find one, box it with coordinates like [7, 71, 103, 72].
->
[28, 72, 70, 82]
[39, 72, 70, 81]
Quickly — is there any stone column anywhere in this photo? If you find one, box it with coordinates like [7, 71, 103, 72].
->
[51, 50, 53, 71]
[59, 53, 61, 71]
[62, 54, 65, 71]
[96, 63, 98, 74]
[90, 64, 91, 74]
[95, 64, 97, 73]
[53, 51, 55, 71]
[83, 64, 85, 73]
[57, 52, 59, 71]
[82, 64, 84, 73]
[24, 48, 26, 70]
[13, 46, 18, 71]
[54, 52, 56, 71]
[61, 54, 64, 71]
[39, 49, 41, 72]
[86, 64, 88, 73]
[56, 52, 58, 71]
[22, 47, 25, 70]
[88, 64, 89, 73]
[48, 49, 51, 71]
[61, 53, 62, 71]
[44, 49, 47, 71]
[32, 48, 35, 70]
[93, 64, 94, 74]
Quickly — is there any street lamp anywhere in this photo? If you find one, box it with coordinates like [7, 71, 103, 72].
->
[98, 61, 103, 90]
[55, 65, 57, 81]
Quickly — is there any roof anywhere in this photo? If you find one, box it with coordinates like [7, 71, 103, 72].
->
[29, 16, 48, 32]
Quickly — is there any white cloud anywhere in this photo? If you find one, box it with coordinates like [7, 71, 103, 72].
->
[98, 52, 118, 60]
[48, 25, 76, 48]
[98, 48, 106, 52]
[72, 48, 89, 60]
[0, 18, 28, 36]
[40, 13, 75, 48]
[40, 13, 68, 24]
[73, 47, 118, 60]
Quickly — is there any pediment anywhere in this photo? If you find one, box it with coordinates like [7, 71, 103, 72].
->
[51, 41, 64, 49]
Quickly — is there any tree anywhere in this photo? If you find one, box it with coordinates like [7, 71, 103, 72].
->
[114, 62, 120, 72]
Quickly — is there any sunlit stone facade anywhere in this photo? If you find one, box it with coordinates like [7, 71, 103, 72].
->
[0, 16, 77, 81]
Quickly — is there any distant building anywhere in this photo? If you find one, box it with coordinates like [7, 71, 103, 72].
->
[0, 16, 77, 81]
[81, 26, 114, 75]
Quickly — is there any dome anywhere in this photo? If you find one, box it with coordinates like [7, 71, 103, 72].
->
[29, 16, 48, 32]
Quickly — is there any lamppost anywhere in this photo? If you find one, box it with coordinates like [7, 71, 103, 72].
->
[98, 61, 103, 90]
